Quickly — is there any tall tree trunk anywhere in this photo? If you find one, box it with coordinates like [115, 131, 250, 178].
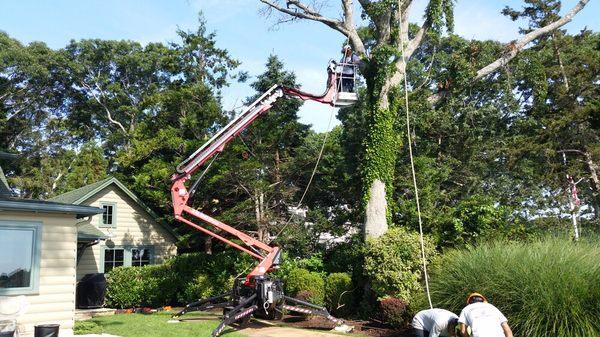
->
[362, 61, 402, 238]
[552, 33, 570, 91]
[204, 236, 213, 254]
[584, 151, 600, 218]
[274, 148, 281, 183]
[255, 188, 268, 242]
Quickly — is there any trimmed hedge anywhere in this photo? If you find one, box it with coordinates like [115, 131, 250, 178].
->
[429, 237, 600, 337]
[363, 227, 436, 302]
[105, 251, 252, 308]
[283, 268, 325, 305]
[325, 272, 354, 316]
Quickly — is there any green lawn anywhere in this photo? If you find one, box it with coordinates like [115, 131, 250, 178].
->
[74, 312, 248, 337]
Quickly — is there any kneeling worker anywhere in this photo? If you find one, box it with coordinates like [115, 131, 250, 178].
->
[412, 308, 459, 337]
[458, 293, 514, 337]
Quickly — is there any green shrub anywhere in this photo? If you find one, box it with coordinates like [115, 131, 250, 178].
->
[363, 227, 436, 302]
[276, 252, 325, 279]
[105, 265, 176, 308]
[325, 273, 354, 316]
[105, 251, 253, 308]
[439, 195, 513, 246]
[283, 268, 325, 305]
[180, 273, 214, 303]
[138, 265, 176, 306]
[429, 237, 600, 337]
[105, 267, 143, 308]
[379, 297, 408, 327]
[324, 236, 364, 274]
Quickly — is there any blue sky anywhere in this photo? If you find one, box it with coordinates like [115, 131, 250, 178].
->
[1, 0, 598, 132]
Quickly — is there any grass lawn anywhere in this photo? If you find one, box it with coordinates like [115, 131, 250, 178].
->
[74, 312, 248, 337]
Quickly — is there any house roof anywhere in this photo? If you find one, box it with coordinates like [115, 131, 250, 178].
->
[0, 197, 103, 218]
[50, 176, 179, 239]
[0, 166, 12, 197]
[77, 222, 108, 241]
[0, 151, 18, 198]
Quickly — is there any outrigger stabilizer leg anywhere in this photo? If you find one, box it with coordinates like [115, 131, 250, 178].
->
[172, 293, 233, 318]
[172, 288, 346, 337]
[282, 296, 344, 325]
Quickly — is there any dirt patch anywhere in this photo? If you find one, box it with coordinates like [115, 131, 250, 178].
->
[241, 325, 343, 337]
[280, 316, 411, 337]
[170, 308, 409, 337]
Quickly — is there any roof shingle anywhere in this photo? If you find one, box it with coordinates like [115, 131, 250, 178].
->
[49, 177, 113, 204]
[51, 176, 178, 239]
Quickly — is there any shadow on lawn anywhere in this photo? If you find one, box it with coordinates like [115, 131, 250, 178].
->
[97, 321, 125, 327]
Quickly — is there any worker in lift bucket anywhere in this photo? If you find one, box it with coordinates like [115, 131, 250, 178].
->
[339, 45, 360, 93]
[458, 293, 514, 337]
[411, 308, 459, 337]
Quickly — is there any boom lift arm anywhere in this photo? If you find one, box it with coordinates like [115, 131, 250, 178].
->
[171, 61, 355, 284]
[170, 61, 357, 336]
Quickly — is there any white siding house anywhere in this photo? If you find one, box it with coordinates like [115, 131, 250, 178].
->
[0, 200, 102, 337]
[50, 177, 178, 280]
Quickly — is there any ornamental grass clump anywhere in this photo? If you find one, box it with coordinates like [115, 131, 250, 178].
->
[429, 237, 600, 337]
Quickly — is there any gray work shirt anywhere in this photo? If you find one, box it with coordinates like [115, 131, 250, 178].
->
[339, 54, 360, 75]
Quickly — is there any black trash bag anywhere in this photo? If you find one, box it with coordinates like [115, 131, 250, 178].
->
[76, 273, 107, 309]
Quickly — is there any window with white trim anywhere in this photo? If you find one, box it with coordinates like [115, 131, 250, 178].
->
[0, 221, 42, 295]
[102, 246, 154, 272]
[103, 248, 124, 272]
[131, 248, 151, 267]
[100, 203, 116, 227]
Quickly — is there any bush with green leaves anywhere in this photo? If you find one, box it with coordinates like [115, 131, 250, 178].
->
[429, 237, 600, 337]
[363, 227, 436, 302]
[324, 272, 354, 316]
[105, 251, 253, 308]
[105, 267, 143, 308]
[379, 297, 408, 327]
[324, 236, 364, 275]
[180, 273, 214, 303]
[283, 268, 325, 305]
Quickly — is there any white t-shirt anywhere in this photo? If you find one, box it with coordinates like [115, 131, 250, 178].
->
[458, 302, 508, 337]
[412, 308, 458, 337]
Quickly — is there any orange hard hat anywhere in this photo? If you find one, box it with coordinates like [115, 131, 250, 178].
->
[466, 292, 488, 304]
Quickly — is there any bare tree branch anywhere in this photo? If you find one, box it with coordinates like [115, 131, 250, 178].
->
[427, 0, 590, 105]
[260, 0, 366, 55]
[557, 149, 586, 156]
[559, 149, 600, 194]
[260, 0, 345, 31]
[475, 0, 590, 80]
[405, 22, 428, 58]
[80, 81, 127, 134]
[340, 0, 366, 55]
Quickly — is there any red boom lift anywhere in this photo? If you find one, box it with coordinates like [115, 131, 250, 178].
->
[170, 61, 357, 336]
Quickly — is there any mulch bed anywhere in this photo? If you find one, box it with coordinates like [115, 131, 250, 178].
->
[281, 315, 411, 337]
[164, 307, 410, 336]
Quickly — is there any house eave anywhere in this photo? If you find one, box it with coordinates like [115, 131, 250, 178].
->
[0, 199, 103, 218]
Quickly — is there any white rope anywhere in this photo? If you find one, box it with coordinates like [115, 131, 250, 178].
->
[399, 18, 433, 309]
[273, 74, 341, 239]
[296, 99, 337, 207]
